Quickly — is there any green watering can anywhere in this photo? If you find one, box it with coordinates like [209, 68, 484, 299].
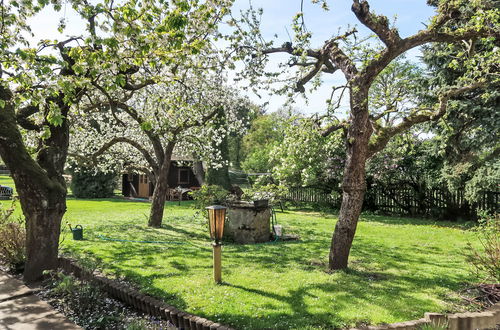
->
[67, 223, 84, 240]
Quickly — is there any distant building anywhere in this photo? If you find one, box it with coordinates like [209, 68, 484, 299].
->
[122, 160, 201, 199]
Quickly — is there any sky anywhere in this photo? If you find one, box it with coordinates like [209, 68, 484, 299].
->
[26, 0, 438, 114]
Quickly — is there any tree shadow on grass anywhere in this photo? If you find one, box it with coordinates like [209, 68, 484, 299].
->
[218, 267, 448, 329]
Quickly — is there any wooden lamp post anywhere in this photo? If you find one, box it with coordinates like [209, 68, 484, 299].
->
[206, 205, 226, 284]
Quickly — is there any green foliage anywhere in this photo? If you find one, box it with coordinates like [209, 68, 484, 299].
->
[422, 34, 500, 204]
[125, 320, 148, 330]
[241, 143, 275, 174]
[70, 166, 117, 199]
[227, 101, 260, 170]
[241, 113, 286, 174]
[52, 272, 77, 295]
[189, 184, 229, 209]
[466, 213, 500, 282]
[369, 57, 426, 122]
[367, 134, 442, 188]
[0, 201, 25, 271]
[243, 183, 289, 204]
[271, 117, 344, 191]
[446, 159, 499, 203]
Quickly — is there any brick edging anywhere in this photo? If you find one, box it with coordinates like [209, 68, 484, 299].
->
[58, 257, 235, 330]
[351, 302, 500, 330]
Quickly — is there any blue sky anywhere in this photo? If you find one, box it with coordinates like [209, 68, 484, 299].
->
[27, 0, 438, 114]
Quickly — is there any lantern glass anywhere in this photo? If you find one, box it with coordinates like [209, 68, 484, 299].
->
[207, 205, 226, 242]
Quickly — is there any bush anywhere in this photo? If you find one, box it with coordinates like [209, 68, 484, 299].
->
[243, 183, 289, 204]
[466, 213, 500, 282]
[189, 185, 229, 210]
[70, 166, 116, 198]
[0, 202, 25, 271]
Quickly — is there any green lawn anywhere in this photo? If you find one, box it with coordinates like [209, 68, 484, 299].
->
[0, 175, 16, 194]
[0, 175, 480, 329]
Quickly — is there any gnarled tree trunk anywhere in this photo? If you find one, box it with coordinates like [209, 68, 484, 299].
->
[329, 86, 373, 270]
[22, 187, 66, 281]
[0, 86, 69, 282]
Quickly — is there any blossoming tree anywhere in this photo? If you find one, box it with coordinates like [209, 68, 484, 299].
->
[0, 0, 233, 281]
[70, 74, 249, 227]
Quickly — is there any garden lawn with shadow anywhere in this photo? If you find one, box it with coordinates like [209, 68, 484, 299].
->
[0, 175, 481, 329]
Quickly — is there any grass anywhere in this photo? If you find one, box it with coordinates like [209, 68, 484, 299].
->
[0, 175, 16, 194]
[0, 175, 481, 329]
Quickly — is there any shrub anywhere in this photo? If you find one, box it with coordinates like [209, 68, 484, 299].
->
[0, 202, 25, 271]
[70, 166, 117, 198]
[243, 183, 289, 204]
[466, 213, 500, 282]
[189, 184, 229, 210]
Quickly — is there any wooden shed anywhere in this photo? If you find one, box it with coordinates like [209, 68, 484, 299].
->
[122, 161, 201, 199]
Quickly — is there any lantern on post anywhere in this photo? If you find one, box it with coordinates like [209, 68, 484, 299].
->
[206, 205, 226, 283]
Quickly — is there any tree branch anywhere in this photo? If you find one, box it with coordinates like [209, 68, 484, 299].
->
[351, 0, 402, 48]
[368, 82, 485, 157]
[174, 106, 221, 134]
[93, 136, 158, 171]
[15, 105, 41, 131]
[363, 27, 498, 85]
[261, 42, 321, 58]
[321, 120, 348, 137]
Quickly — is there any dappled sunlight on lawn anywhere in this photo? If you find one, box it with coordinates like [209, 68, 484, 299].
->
[57, 197, 478, 329]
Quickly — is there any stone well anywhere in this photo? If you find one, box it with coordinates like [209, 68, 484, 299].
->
[224, 201, 271, 244]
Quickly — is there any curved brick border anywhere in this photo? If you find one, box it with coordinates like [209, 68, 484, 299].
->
[351, 303, 500, 330]
[58, 257, 234, 330]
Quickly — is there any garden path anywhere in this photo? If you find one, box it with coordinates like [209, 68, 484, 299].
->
[0, 271, 81, 330]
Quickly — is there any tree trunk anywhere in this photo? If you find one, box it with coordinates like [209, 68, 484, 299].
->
[329, 87, 373, 270]
[148, 144, 174, 227]
[0, 86, 68, 282]
[22, 190, 66, 282]
[192, 160, 205, 186]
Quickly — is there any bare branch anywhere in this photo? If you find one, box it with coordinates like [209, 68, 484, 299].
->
[112, 101, 166, 165]
[370, 106, 399, 121]
[351, 0, 402, 48]
[363, 27, 498, 85]
[261, 42, 321, 58]
[296, 59, 324, 93]
[324, 40, 358, 79]
[122, 78, 155, 91]
[321, 120, 348, 137]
